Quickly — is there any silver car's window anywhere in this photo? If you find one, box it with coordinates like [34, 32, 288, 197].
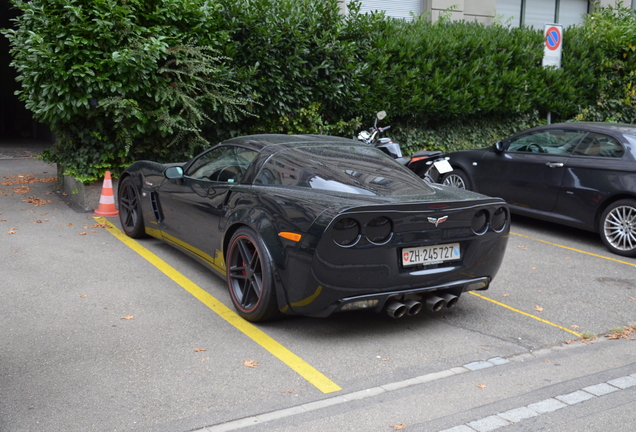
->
[185, 146, 257, 183]
[507, 130, 586, 155]
[572, 133, 625, 158]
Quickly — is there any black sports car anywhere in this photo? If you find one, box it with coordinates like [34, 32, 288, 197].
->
[118, 134, 509, 321]
[441, 122, 636, 257]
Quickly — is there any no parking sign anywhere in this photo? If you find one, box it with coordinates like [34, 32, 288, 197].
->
[542, 23, 563, 68]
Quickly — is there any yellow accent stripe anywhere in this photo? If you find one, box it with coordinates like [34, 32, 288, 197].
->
[468, 291, 582, 337]
[511, 232, 636, 267]
[281, 286, 323, 313]
[95, 217, 342, 394]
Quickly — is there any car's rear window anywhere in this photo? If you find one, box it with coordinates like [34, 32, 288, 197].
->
[253, 145, 432, 196]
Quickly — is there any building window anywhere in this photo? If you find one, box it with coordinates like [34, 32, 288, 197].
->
[356, 0, 422, 21]
[496, 0, 589, 28]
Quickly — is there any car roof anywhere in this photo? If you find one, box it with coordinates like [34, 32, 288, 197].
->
[221, 134, 357, 152]
[532, 122, 636, 136]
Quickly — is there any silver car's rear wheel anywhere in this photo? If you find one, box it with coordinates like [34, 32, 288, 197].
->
[600, 199, 636, 257]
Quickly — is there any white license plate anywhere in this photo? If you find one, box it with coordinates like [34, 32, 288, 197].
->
[402, 243, 460, 266]
[433, 159, 453, 174]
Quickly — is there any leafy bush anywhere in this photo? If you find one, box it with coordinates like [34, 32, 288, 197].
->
[4, 0, 253, 183]
[392, 112, 543, 154]
[571, 3, 636, 123]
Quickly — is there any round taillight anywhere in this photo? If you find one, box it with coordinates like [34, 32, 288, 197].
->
[491, 207, 508, 232]
[366, 216, 392, 244]
[471, 210, 488, 235]
[333, 218, 361, 247]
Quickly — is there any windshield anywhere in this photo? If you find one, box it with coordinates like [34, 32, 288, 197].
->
[253, 145, 433, 197]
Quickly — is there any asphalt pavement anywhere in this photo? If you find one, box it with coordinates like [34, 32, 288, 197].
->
[1, 142, 634, 432]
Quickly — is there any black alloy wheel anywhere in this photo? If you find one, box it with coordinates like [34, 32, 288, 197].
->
[118, 177, 146, 238]
[226, 227, 281, 322]
[600, 199, 636, 257]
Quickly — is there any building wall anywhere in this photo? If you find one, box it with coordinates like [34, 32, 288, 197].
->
[424, 0, 497, 24]
[338, 0, 498, 23]
[344, 0, 634, 24]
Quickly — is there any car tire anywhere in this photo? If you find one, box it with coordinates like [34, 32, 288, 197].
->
[599, 199, 636, 257]
[118, 177, 147, 238]
[441, 169, 472, 190]
[227, 227, 282, 322]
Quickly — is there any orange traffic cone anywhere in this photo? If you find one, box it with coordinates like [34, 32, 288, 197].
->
[93, 171, 119, 217]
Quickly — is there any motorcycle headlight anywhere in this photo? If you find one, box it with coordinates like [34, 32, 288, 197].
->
[358, 131, 371, 140]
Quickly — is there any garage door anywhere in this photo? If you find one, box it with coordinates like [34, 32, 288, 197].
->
[358, 0, 422, 20]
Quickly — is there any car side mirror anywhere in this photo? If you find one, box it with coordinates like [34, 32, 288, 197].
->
[164, 166, 184, 179]
[494, 141, 505, 153]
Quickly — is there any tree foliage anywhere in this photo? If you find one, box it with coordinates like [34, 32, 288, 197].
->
[3, 0, 253, 182]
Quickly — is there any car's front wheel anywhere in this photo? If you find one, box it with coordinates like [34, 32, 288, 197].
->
[226, 227, 282, 322]
[441, 169, 471, 190]
[118, 177, 147, 238]
[599, 199, 636, 257]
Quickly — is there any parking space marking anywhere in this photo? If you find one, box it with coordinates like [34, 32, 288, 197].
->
[96, 217, 342, 394]
[511, 232, 636, 267]
[469, 292, 582, 337]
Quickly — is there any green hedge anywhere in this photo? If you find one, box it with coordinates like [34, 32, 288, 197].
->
[3, 0, 636, 182]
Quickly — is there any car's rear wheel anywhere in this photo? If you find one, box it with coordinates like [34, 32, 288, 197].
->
[441, 169, 471, 190]
[226, 227, 281, 322]
[118, 177, 147, 238]
[599, 199, 636, 257]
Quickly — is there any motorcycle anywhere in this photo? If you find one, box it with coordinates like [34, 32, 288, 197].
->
[357, 111, 453, 183]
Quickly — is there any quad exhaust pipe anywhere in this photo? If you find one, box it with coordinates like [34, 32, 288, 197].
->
[385, 294, 459, 318]
[385, 301, 408, 318]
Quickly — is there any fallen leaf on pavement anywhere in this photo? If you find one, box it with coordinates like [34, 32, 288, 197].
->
[121, 315, 134, 320]
[476, 384, 486, 389]
[22, 196, 53, 206]
[195, 348, 207, 352]
[606, 327, 635, 340]
[13, 186, 31, 194]
[534, 305, 544, 312]
[243, 359, 259, 368]
[390, 423, 406, 430]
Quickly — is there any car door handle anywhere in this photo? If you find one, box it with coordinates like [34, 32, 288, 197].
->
[545, 162, 564, 168]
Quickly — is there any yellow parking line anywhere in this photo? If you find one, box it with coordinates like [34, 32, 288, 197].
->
[511, 232, 636, 267]
[96, 217, 342, 394]
[468, 291, 582, 338]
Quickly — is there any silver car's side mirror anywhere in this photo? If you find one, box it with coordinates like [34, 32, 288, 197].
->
[494, 141, 505, 153]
